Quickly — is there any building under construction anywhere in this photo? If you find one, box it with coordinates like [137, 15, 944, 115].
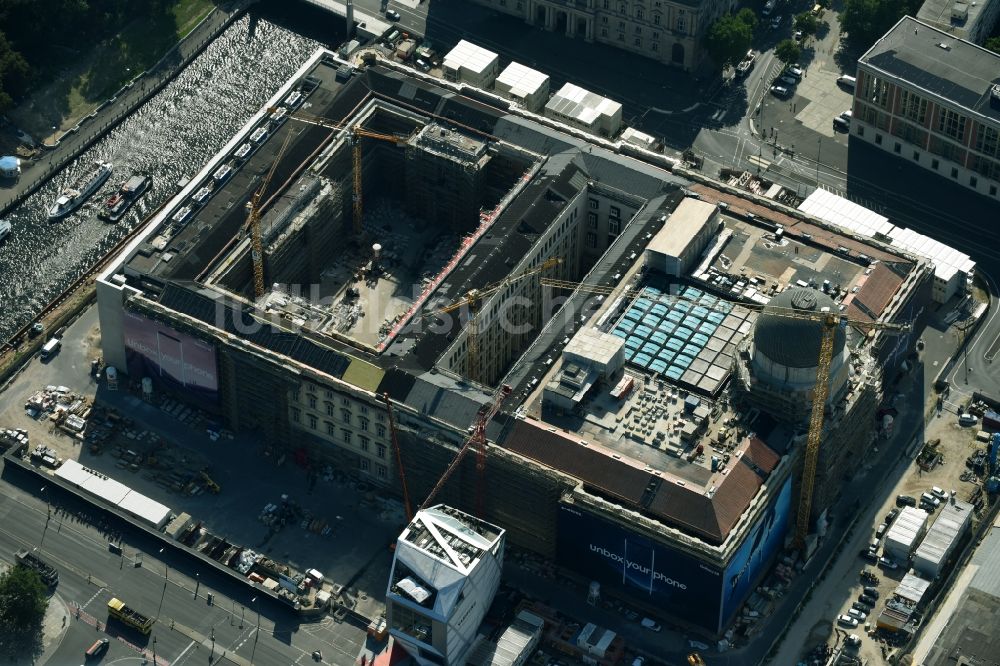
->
[96, 50, 935, 635]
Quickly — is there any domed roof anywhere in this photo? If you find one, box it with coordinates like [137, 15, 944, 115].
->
[753, 287, 846, 369]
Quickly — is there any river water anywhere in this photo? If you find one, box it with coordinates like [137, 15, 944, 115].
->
[0, 3, 343, 340]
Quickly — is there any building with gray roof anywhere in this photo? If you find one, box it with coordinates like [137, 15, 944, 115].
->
[853, 16, 1000, 201]
[917, 0, 1000, 44]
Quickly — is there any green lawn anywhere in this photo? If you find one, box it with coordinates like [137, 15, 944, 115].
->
[174, 0, 216, 39]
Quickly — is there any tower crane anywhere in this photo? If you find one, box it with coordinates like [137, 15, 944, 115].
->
[245, 128, 297, 300]
[276, 108, 410, 236]
[433, 257, 562, 384]
[382, 393, 413, 523]
[542, 278, 909, 550]
[420, 383, 512, 518]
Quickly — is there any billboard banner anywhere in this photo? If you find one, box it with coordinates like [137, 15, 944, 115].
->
[720, 477, 793, 625]
[123, 310, 219, 403]
[556, 504, 723, 631]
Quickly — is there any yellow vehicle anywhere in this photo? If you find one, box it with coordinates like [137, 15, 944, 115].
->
[107, 597, 154, 635]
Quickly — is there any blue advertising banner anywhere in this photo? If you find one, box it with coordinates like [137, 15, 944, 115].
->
[720, 476, 793, 625]
[556, 504, 724, 631]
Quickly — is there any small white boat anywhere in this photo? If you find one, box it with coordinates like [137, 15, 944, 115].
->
[0, 220, 10, 242]
[48, 160, 113, 221]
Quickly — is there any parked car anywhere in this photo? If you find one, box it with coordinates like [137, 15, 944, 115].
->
[879, 557, 899, 570]
[837, 74, 857, 89]
[896, 494, 917, 507]
[385, 8, 401, 20]
[770, 85, 791, 98]
[848, 608, 867, 621]
[931, 486, 947, 499]
[786, 65, 804, 79]
[838, 614, 859, 628]
[852, 601, 870, 612]
[875, 523, 888, 539]
[771, 14, 783, 28]
[885, 508, 900, 523]
[921, 492, 942, 508]
[841, 109, 853, 121]
[846, 634, 862, 647]
[779, 74, 798, 86]
[860, 593, 878, 606]
[862, 549, 878, 562]
[959, 413, 978, 426]
[793, 29, 804, 40]
[863, 586, 880, 599]
[640, 618, 662, 632]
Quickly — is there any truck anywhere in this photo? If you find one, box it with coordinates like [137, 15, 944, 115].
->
[14, 549, 58, 586]
[107, 598, 154, 635]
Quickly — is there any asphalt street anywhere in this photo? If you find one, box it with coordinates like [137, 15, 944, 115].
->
[0, 470, 369, 665]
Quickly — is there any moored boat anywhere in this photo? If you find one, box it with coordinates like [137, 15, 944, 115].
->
[99, 175, 151, 222]
[48, 161, 113, 221]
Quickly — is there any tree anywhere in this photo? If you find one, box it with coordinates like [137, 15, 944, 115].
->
[705, 13, 754, 69]
[839, 0, 917, 50]
[985, 36, 1000, 55]
[794, 11, 820, 36]
[775, 39, 803, 65]
[0, 566, 48, 660]
[737, 7, 759, 31]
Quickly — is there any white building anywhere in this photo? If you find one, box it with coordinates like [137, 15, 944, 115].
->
[913, 499, 973, 578]
[442, 40, 500, 88]
[387, 505, 506, 666]
[883, 506, 930, 562]
[494, 62, 550, 113]
[797, 188, 974, 303]
[544, 83, 622, 138]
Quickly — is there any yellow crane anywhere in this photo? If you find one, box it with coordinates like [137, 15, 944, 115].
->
[276, 108, 410, 236]
[245, 128, 297, 299]
[542, 278, 909, 549]
[434, 257, 562, 384]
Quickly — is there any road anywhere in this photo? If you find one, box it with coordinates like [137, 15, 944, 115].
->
[0, 467, 369, 665]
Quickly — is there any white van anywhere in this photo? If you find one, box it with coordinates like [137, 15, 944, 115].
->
[40, 338, 61, 359]
[837, 75, 857, 89]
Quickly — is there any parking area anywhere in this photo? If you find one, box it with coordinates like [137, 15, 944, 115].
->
[821, 394, 987, 663]
[0, 306, 399, 622]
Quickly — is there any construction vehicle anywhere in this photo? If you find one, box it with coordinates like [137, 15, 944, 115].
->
[277, 108, 410, 236]
[107, 597, 154, 635]
[433, 257, 562, 383]
[14, 548, 58, 586]
[382, 393, 413, 522]
[421, 383, 512, 517]
[542, 278, 909, 550]
[245, 128, 297, 300]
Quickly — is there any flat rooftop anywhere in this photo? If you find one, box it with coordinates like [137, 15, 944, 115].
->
[922, 522, 1000, 665]
[917, 0, 993, 35]
[860, 16, 1000, 122]
[699, 216, 866, 297]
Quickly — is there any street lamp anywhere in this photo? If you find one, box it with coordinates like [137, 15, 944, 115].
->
[816, 138, 823, 187]
[157, 548, 168, 619]
[194, 573, 200, 599]
[39, 487, 50, 549]
[251, 596, 261, 665]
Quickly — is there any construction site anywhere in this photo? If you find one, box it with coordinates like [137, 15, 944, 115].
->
[88, 48, 943, 641]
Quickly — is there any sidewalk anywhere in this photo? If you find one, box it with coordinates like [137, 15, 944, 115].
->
[0, 0, 252, 215]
